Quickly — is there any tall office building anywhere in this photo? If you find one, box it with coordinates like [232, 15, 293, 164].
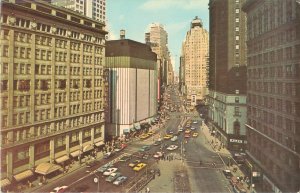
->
[52, 0, 106, 23]
[145, 23, 171, 106]
[207, 0, 247, 151]
[0, 0, 107, 187]
[243, 0, 300, 192]
[105, 39, 157, 137]
[181, 16, 209, 106]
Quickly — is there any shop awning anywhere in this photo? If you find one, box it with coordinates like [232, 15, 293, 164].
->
[70, 150, 81, 157]
[95, 141, 104, 147]
[55, 155, 69, 164]
[14, 170, 34, 182]
[35, 163, 62, 175]
[0, 178, 11, 188]
[83, 144, 93, 152]
[130, 127, 136, 132]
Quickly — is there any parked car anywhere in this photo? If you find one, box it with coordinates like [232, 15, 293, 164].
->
[153, 152, 163, 158]
[139, 145, 151, 152]
[103, 168, 118, 176]
[133, 163, 147, 171]
[97, 163, 113, 173]
[115, 143, 128, 152]
[50, 186, 69, 193]
[113, 176, 128, 185]
[128, 160, 141, 167]
[119, 155, 131, 162]
[104, 152, 115, 159]
[143, 154, 149, 160]
[223, 170, 233, 179]
[105, 172, 121, 182]
[167, 145, 178, 151]
[171, 136, 178, 142]
[86, 160, 100, 168]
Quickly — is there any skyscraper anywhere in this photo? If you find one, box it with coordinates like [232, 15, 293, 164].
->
[181, 16, 209, 106]
[243, 0, 300, 192]
[207, 0, 248, 151]
[52, 0, 106, 23]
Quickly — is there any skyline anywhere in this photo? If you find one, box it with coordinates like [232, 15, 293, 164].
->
[106, 0, 210, 74]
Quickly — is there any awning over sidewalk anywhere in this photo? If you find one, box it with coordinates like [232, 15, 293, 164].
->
[35, 163, 62, 175]
[95, 141, 104, 147]
[55, 155, 69, 164]
[0, 178, 11, 188]
[70, 150, 81, 157]
[83, 144, 93, 152]
[130, 127, 136, 132]
[14, 170, 34, 182]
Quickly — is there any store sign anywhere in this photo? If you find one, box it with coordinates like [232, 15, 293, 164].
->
[229, 139, 243, 143]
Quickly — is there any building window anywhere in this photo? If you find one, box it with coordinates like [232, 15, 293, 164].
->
[235, 45, 240, 50]
[235, 27, 239, 32]
[235, 9, 240, 13]
[236, 36, 239, 41]
[235, 18, 240, 22]
[235, 97, 239, 103]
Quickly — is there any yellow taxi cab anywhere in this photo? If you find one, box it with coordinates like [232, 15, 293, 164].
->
[147, 131, 155, 135]
[139, 134, 150, 139]
[164, 134, 173, 140]
[192, 132, 198, 137]
[133, 163, 147, 171]
[185, 129, 191, 134]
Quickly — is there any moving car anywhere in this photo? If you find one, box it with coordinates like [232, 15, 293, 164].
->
[97, 163, 113, 173]
[193, 121, 198, 124]
[139, 145, 150, 152]
[103, 168, 118, 176]
[167, 145, 178, 151]
[223, 170, 233, 179]
[185, 129, 191, 134]
[105, 172, 121, 182]
[147, 131, 155, 135]
[153, 140, 162, 146]
[184, 134, 191, 138]
[128, 160, 141, 167]
[178, 128, 184, 132]
[191, 127, 196, 130]
[133, 163, 147, 171]
[119, 155, 131, 162]
[164, 134, 173, 140]
[171, 136, 178, 142]
[50, 186, 69, 193]
[192, 132, 199, 137]
[115, 143, 128, 152]
[113, 176, 128, 185]
[153, 152, 163, 158]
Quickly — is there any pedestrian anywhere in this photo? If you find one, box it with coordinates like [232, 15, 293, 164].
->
[146, 187, 150, 193]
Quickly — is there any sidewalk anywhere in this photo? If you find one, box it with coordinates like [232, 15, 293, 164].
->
[24, 152, 104, 193]
[201, 121, 252, 193]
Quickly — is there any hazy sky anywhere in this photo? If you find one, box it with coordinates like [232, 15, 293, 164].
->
[107, 0, 210, 74]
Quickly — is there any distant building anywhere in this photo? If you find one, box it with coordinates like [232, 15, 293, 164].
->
[0, 0, 107, 187]
[52, 0, 106, 23]
[105, 39, 157, 137]
[181, 16, 209, 106]
[243, 0, 300, 192]
[207, 0, 247, 151]
[145, 23, 172, 107]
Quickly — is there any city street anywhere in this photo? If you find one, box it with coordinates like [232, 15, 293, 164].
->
[28, 86, 233, 193]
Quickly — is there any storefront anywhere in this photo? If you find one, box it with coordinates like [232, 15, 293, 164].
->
[227, 135, 247, 152]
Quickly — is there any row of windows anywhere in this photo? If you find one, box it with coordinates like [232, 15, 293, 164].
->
[248, 47, 296, 66]
[248, 64, 299, 79]
[247, 0, 295, 39]
[248, 82, 298, 96]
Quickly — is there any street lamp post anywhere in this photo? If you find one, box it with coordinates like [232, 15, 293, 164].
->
[93, 172, 100, 192]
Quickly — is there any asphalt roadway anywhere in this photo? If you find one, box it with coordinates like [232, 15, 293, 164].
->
[35, 87, 232, 193]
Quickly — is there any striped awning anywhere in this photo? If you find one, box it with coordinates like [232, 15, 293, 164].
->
[95, 141, 104, 147]
[14, 170, 34, 182]
[35, 163, 62, 175]
[55, 155, 69, 164]
[0, 178, 11, 188]
[70, 150, 81, 157]
[83, 144, 94, 152]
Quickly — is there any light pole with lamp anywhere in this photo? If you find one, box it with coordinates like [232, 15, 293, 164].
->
[92, 171, 100, 192]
